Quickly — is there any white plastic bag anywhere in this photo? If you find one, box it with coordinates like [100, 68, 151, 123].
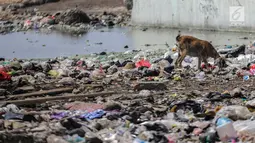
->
[215, 105, 251, 121]
[233, 120, 255, 137]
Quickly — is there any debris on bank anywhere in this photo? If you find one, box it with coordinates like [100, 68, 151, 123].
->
[0, 43, 255, 143]
[0, 8, 131, 34]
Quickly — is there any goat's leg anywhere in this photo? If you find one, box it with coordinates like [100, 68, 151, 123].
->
[198, 57, 202, 70]
[202, 57, 209, 70]
[175, 52, 181, 68]
[178, 49, 187, 68]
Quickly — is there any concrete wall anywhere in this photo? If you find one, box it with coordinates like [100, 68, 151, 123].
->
[131, 0, 255, 32]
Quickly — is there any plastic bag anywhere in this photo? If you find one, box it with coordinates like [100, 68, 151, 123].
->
[133, 52, 146, 61]
[133, 138, 148, 143]
[165, 134, 176, 143]
[34, 72, 46, 79]
[0, 65, 10, 72]
[124, 62, 136, 70]
[136, 59, 151, 68]
[65, 134, 85, 143]
[47, 135, 69, 143]
[51, 112, 70, 120]
[164, 51, 171, 59]
[215, 105, 251, 121]
[142, 120, 188, 130]
[24, 20, 33, 28]
[172, 53, 178, 59]
[58, 69, 71, 77]
[4, 112, 24, 120]
[48, 69, 70, 78]
[0, 71, 11, 81]
[233, 120, 255, 137]
[184, 56, 193, 63]
[0, 104, 20, 115]
[40, 62, 52, 72]
[201, 63, 215, 70]
[61, 59, 73, 68]
[58, 77, 75, 85]
[90, 68, 106, 80]
[158, 60, 171, 68]
[21, 61, 33, 71]
[48, 70, 59, 77]
[80, 109, 105, 120]
[249, 64, 255, 75]
[40, 16, 55, 26]
[195, 72, 205, 81]
[75, 60, 87, 71]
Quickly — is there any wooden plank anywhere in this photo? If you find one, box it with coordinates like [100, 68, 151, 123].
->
[8, 87, 74, 99]
[134, 81, 168, 91]
[2, 91, 117, 105]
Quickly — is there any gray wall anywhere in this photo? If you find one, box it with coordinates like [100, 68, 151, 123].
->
[131, 0, 255, 32]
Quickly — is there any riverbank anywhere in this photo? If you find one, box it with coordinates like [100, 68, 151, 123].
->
[0, 0, 131, 34]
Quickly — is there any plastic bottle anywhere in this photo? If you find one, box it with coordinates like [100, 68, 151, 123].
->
[215, 117, 237, 142]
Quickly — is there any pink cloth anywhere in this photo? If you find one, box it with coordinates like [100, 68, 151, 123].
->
[64, 102, 104, 112]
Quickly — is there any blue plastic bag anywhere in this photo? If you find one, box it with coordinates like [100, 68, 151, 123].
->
[80, 109, 105, 120]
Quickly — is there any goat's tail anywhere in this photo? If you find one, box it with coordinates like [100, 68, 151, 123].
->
[176, 34, 181, 42]
[176, 30, 181, 42]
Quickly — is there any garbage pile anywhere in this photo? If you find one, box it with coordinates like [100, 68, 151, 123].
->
[54, 9, 91, 25]
[0, 8, 131, 34]
[1, 46, 255, 143]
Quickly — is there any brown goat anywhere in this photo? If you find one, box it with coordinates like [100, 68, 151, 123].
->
[175, 34, 227, 69]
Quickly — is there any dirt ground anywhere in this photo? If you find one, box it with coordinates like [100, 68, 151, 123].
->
[22, 0, 127, 13]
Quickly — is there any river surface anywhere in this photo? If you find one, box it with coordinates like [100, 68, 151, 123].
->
[0, 27, 253, 59]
